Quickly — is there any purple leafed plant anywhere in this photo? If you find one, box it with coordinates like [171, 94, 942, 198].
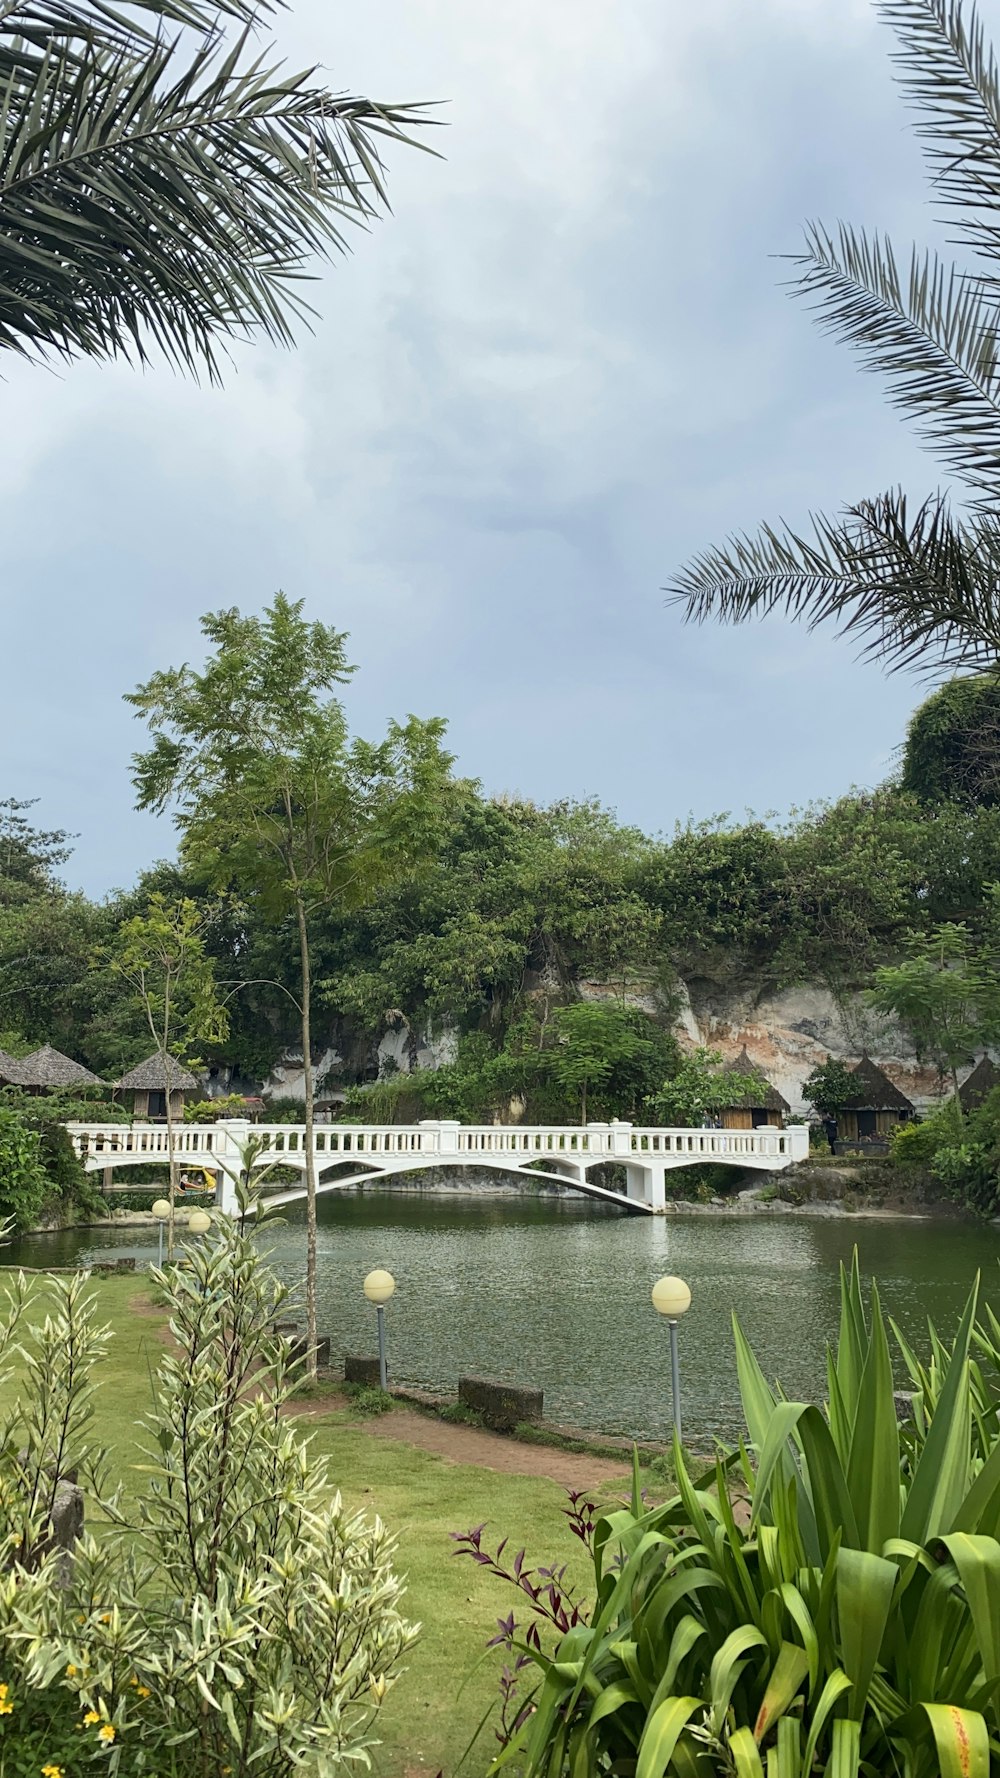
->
[450, 1489, 600, 1746]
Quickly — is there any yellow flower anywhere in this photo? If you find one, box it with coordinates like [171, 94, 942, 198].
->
[0, 1685, 8, 1699]
[82, 1710, 100, 1726]
[42, 1765, 64, 1777]
[135, 1684, 150, 1700]
[97, 1724, 115, 1743]
[65, 1664, 77, 1678]
[100, 1614, 111, 1625]
[0, 1701, 12, 1717]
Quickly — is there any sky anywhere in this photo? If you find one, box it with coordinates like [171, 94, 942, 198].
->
[0, 0, 974, 897]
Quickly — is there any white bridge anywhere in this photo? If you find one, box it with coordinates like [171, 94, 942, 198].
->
[66, 1117, 808, 1215]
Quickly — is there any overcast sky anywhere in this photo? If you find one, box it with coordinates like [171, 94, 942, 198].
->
[1, 0, 971, 897]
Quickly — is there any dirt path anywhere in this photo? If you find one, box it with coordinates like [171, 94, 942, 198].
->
[361, 1407, 632, 1487]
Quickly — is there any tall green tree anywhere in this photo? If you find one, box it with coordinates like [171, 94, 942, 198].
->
[669, 0, 1000, 677]
[105, 893, 229, 1250]
[868, 920, 1000, 1109]
[128, 595, 456, 1372]
[0, 0, 435, 375]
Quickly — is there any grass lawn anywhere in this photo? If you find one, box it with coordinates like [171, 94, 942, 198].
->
[8, 1274, 629, 1778]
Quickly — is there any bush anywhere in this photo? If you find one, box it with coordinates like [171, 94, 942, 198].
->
[0, 1199, 416, 1774]
[347, 1384, 395, 1416]
[456, 1255, 1000, 1776]
[0, 1105, 48, 1230]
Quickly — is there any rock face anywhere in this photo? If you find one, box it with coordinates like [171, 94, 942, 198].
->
[261, 977, 947, 1120]
[674, 977, 942, 1115]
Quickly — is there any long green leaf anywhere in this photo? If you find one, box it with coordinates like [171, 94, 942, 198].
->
[634, 1696, 703, 1778]
[902, 1279, 979, 1544]
[845, 1278, 901, 1550]
[920, 1702, 991, 1778]
[709, 1624, 768, 1733]
[728, 1726, 765, 1778]
[828, 1717, 861, 1778]
[753, 1641, 809, 1745]
[802, 1669, 852, 1775]
[942, 1533, 1000, 1684]
[836, 1546, 897, 1717]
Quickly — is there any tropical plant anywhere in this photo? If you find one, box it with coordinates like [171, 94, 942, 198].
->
[128, 594, 457, 1373]
[669, 0, 1000, 678]
[902, 675, 1000, 806]
[0, 1103, 49, 1230]
[868, 919, 1000, 1104]
[801, 1058, 857, 1120]
[0, 0, 435, 377]
[646, 1046, 760, 1128]
[459, 1254, 1000, 1776]
[0, 1198, 417, 1774]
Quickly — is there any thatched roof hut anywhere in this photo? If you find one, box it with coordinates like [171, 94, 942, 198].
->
[837, 1055, 914, 1146]
[0, 1049, 31, 1087]
[718, 1047, 791, 1130]
[18, 1045, 105, 1090]
[115, 1053, 199, 1121]
[959, 1056, 1000, 1115]
[116, 1054, 199, 1093]
[843, 1055, 914, 1113]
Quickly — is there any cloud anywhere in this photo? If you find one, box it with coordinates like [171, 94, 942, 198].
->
[0, 0, 968, 894]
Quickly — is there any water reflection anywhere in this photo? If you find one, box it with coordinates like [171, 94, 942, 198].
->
[8, 1189, 999, 1441]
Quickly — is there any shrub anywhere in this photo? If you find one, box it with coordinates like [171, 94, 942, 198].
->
[0, 1105, 48, 1230]
[0, 1199, 416, 1774]
[456, 1254, 1000, 1776]
[347, 1385, 395, 1416]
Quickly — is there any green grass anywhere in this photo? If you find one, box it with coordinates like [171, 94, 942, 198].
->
[8, 1276, 622, 1777]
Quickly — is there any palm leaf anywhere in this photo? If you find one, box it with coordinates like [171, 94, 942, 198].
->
[789, 223, 1000, 498]
[669, 488, 1000, 675]
[0, 0, 439, 373]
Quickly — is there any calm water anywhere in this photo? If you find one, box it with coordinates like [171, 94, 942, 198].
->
[8, 1189, 1000, 1441]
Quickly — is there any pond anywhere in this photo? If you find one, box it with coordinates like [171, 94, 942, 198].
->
[8, 1185, 1000, 1442]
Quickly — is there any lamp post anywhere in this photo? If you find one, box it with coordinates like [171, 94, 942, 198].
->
[363, 1269, 396, 1390]
[151, 1198, 171, 1268]
[651, 1274, 692, 1442]
[187, 1209, 211, 1237]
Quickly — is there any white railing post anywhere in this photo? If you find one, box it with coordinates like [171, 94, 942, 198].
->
[214, 1118, 252, 1216]
[610, 1121, 633, 1157]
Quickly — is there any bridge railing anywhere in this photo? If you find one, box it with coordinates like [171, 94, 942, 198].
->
[67, 1118, 808, 1168]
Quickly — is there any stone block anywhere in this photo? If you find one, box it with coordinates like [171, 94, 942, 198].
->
[344, 1353, 382, 1386]
[458, 1375, 543, 1433]
[287, 1335, 331, 1368]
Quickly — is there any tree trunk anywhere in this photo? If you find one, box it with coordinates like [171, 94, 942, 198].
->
[164, 1061, 177, 1260]
[580, 1080, 587, 1125]
[296, 898, 319, 1381]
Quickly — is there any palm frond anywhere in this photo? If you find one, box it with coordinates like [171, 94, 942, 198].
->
[789, 223, 1000, 498]
[0, 18, 439, 374]
[878, 0, 1000, 263]
[668, 489, 1000, 675]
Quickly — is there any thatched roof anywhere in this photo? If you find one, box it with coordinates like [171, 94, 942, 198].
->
[718, 1047, 791, 1113]
[843, 1054, 914, 1113]
[18, 1045, 105, 1089]
[960, 1056, 1000, 1114]
[116, 1053, 199, 1092]
[0, 1049, 31, 1086]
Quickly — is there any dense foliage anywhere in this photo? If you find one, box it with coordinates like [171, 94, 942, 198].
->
[460, 1255, 1000, 1776]
[8, 707, 1000, 1126]
[0, 1207, 416, 1772]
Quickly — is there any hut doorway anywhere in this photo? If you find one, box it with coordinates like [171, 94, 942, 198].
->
[856, 1110, 877, 1140]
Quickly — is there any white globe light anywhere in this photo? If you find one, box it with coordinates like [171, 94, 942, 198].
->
[187, 1209, 212, 1235]
[363, 1268, 396, 1305]
[651, 1275, 692, 1318]
[151, 1199, 171, 1220]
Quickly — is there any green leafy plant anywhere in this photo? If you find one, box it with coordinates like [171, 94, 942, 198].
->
[347, 1385, 395, 1417]
[459, 1253, 1000, 1776]
[0, 1198, 417, 1774]
[0, 1105, 49, 1231]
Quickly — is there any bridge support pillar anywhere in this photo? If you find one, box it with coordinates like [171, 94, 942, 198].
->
[625, 1163, 667, 1212]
